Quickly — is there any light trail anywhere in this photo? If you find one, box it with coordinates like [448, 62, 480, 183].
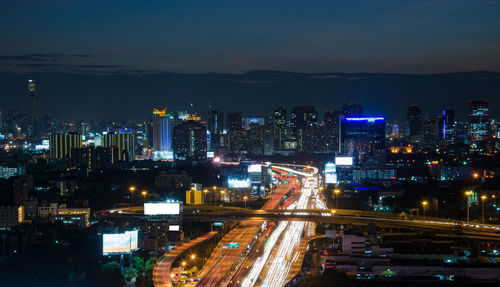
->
[241, 174, 327, 287]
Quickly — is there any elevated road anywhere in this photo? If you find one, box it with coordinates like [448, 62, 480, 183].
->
[153, 232, 217, 287]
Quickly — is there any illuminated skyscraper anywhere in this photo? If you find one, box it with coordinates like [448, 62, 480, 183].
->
[322, 110, 342, 152]
[290, 106, 317, 152]
[49, 133, 82, 159]
[227, 112, 243, 153]
[468, 100, 489, 147]
[273, 107, 287, 150]
[27, 79, 38, 139]
[341, 117, 386, 169]
[173, 120, 207, 165]
[102, 132, 136, 162]
[152, 108, 173, 152]
[439, 109, 455, 144]
[207, 110, 224, 150]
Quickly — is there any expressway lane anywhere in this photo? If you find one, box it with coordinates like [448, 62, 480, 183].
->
[196, 178, 297, 287]
[153, 232, 217, 287]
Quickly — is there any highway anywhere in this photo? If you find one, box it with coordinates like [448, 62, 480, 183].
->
[195, 175, 298, 287]
[240, 172, 326, 287]
[153, 231, 217, 287]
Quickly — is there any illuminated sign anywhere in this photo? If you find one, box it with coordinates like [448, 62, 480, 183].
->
[325, 162, 337, 184]
[335, 156, 353, 166]
[344, 117, 384, 122]
[144, 202, 180, 215]
[103, 233, 131, 255]
[125, 230, 139, 251]
[154, 150, 174, 160]
[247, 164, 262, 173]
[207, 151, 215, 158]
[228, 178, 251, 188]
[213, 222, 224, 226]
[169, 225, 180, 231]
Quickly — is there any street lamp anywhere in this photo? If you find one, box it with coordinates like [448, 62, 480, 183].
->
[142, 190, 148, 203]
[421, 201, 428, 218]
[191, 254, 196, 260]
[334, 189, 341, 209]
[220, 190, 226, 205]
[481, 195, 487, 224]
[203, 189, 208, 205]
[129, 186, 136, 206]
[465, 190, 472, 222]
[243, 196, 248, 209]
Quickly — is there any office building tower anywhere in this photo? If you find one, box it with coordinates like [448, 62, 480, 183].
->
[291, 106, 317, 152]
[322, 110, 342, 153]
[49, 133, 82, 159]
[407, 105, 422, 136]
[227, 112, 243, 153]
[102, 132, 136, 162]
[343, 103, 363, 116]
[152, 108, 173, 151]
[341, 117, 386, 169]
[468, 100, 489, 146]
[273, 107, 287, 150]
[208, 110, 224, 135]
[422, 118, 440, 150]
[27, 79, 39, 139]
[173, 120, 207, 165]
[439, 109, 455, 143]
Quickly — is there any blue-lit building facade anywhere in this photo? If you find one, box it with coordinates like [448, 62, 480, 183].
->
[468, 100, 489, 149]
[341, 117, 386, 169]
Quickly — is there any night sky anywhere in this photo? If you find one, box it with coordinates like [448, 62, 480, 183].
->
[1, 1, 500, 120]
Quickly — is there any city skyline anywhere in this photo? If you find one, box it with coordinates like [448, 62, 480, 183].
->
[1, 71, 500, 121]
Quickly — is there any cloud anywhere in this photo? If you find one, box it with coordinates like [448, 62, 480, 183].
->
[0, 53, 65, 62]
[0, 53, 94, 62]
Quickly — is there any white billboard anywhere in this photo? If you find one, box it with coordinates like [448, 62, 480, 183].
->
[103, 233, 131, 255]
[144, 202, 180, 215]
[335, 156, 353, 166]
[228, 178, 251, 188]
[325, 163, 337, 184]
[248, 164, 262, 173]
[125, 230, 139, 251]
[169, 225, 180, 231]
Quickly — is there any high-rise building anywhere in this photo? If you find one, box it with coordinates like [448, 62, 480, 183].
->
[341, 117, 386, 169]
[173, 119, 207, 165]
[322, 110, 342, 153]
[227, 112, 243, 153]
[273, 107, 287, 150]
[49, 133, 82, 159]
[468, 100, 489, 146]
[207, 110, 224, 150]
[152, 108, 173, 151]
[27, 79, 39, 139]
[102, 132, 136, 162]
[290, 106, 317, 152]
[439, 109, 455, 144]
[343, 103, 363, 116]
[407, 105, 422, 136]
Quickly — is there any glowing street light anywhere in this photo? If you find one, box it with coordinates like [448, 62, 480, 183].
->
[244, 196, 248, 209]
[191, 254, 196, 260]
[334, 189, 341, 209]
[481, 195, 487, 224]
[129, 186, 136, 206]
[142, 190, 148, 203]
[465, 190, 472, 222]
[422, 201, 428, 218]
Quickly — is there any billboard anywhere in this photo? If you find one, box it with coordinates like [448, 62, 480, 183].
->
[144, 202, 180, 215]
[125, 230, 139, 251]
[228, 178, 251, 188]
[169, 225, 180, 231]
[335, 156, 353, 166]
[207, 151, 215, 158]
[247, 164, 262, 173]
[103, 233, 131, 255]
[325, 163, 337, 184]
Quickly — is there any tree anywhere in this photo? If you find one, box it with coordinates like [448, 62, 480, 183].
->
[133, 256, 145, 274]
